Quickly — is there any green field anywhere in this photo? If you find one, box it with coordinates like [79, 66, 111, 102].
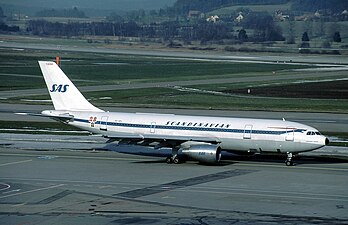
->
[0, 47, 310, 90]
[84, 86, 348, 113]
[1, 46, 347, 113]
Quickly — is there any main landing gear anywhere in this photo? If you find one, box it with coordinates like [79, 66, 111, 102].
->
[285, 152, 295, 166]
[166, 147, 184, 164]
[166, 155, 181, 164]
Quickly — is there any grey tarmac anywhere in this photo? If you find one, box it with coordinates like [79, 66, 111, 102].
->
[0, 146, 347, 225]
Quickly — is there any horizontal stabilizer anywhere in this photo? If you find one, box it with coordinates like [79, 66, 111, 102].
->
[16, 112, 74, 123]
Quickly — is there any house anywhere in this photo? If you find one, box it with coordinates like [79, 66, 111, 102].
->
[235, 12, 244, 22]
[275, 11, 289, 21]
[206, 15, 219, 23]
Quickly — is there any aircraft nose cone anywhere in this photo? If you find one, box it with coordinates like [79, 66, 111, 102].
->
[325, 138, 330, 145]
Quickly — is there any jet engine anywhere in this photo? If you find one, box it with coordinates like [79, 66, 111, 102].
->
[182, 144, 221, 164]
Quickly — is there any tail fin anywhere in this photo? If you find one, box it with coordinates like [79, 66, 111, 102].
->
[39, 61, 103, 112]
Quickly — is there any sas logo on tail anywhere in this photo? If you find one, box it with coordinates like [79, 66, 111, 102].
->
[50, 84, 69, 93]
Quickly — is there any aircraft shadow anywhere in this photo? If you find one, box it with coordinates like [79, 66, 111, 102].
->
[105, 144, 348, 166]
[222, 154, 348, 165]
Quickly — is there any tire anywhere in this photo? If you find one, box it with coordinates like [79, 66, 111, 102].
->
[173, 156, 180, 164]
[285, 160, 293, 166]
[166, 156, 173, 164]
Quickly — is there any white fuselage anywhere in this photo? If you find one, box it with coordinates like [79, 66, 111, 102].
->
[44, 110, 328, 154]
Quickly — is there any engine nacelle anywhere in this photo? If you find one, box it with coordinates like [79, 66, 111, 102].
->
[182, 145, 221, 164]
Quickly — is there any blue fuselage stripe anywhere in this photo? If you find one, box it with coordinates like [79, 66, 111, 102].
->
[74, 118, 304, 135]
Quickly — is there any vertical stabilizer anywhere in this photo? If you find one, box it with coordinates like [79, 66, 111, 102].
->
[39, 61, 103, 112]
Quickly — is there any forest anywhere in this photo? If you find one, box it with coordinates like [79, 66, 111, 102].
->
[1, 0, 347, 45]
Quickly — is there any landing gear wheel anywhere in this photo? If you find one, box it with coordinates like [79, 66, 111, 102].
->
[166, 155, 182, 164]
[172, 156, 180, 164]
[166, 156, 173, 164]
[285, 152, 294, 166]
[285, 160, 293, 166]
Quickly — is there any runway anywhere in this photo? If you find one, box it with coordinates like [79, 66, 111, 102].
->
[1, 41, 348, 65]
[1, 105, 348, 225]
[0, 145, 347, 224]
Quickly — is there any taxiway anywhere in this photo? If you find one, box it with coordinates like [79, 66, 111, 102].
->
[0, 145, 348, 225]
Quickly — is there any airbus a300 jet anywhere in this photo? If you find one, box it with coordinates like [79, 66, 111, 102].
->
[22, 61, 329, 166]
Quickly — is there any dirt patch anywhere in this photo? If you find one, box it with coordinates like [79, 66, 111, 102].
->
[227, 80, 348, 99]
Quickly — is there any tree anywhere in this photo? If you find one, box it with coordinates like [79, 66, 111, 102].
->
[238, 29, 248, 42]
[242, 12, 284, 42]
[333, 32, 342, 42]
[302, 32, 310, 42]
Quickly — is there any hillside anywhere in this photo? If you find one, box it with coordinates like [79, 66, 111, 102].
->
[170, 0, 347, 15]
[209, 2, 292, 15]
[172, 0, 289, 14]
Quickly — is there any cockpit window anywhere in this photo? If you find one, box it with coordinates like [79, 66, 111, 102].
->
[306, 131, 316, 135]
[315, 132, 321, 135]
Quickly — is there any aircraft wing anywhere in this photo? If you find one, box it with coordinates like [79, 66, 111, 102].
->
[103, 133, 221, 148]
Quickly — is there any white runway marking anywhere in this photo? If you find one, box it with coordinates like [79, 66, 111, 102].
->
[0, 183, 10, 191]
[0, 159, 32, 167]
[2, 189, 21, 194]
[0, 184, 65, 199]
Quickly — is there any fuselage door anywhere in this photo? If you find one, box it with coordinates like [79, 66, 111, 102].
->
[150, 122, 156, 133]
[286, 127, 294, 141]
[100, 116, 108, 131]
[243, 124, 253, 139]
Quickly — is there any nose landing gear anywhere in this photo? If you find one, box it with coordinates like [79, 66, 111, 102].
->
[285, 152, 294, 166]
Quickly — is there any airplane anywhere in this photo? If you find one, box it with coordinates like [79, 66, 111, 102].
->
[22, 61, 329, 166]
